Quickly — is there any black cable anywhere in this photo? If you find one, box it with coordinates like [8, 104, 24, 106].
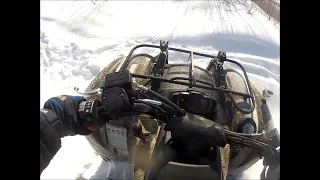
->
[132, 73, 252, 98]
[224, 129, 264, 137]
[226, 136, 272, 159]
[134, 100, 165, 117]
[226, 134, 272, 149]
[225, 133, 277, 152]
[139, 92, 177, 117]
[226, 135, 277, 164]
[135, 99, 175, 116]
[135, 100, 160, 110]
[136, 75, 255, 115]
[226, 136, 260, 150]
[160, 103, 176, 116]
[140, 92, 152, 99]
[120, 44, 256, 114]
[146, 88, 186, 117]
[141, 91, 179, 116]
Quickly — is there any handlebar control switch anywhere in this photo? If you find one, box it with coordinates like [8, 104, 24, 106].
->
[78, 100, 100, 128]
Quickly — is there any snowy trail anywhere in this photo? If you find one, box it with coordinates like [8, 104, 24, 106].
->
[40, 1, 279, 179]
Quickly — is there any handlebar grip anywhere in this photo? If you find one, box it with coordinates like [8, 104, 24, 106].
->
[261, 102, 274, 133]
[205, 124, 227, 147]
[164, 113, 227, 147]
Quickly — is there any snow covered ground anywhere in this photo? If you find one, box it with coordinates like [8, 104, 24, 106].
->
[40, 1, 279, 179]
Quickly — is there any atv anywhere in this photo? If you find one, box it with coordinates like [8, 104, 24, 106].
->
[75, 40, 280, 180]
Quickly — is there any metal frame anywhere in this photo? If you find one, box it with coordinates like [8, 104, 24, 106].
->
[120, 43, 255, 114]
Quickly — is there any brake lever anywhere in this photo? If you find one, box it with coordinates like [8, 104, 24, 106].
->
[74, 86, 103, 96]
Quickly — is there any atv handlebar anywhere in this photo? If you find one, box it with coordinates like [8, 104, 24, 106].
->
[77, 87, 279, 163]
[78, 97, 279, 179]
[77, 70, 279, 180]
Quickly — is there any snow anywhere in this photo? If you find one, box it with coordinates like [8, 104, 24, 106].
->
[40, 1, 279, 179]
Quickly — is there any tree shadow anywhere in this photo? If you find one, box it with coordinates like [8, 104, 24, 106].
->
[168, 33, 279, 59]
[140, 32, 279, 59]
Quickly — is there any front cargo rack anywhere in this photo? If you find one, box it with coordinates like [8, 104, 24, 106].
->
[120, 40, 255, 114]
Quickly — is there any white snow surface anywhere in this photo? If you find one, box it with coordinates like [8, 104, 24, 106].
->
[40, 1, 279, 179]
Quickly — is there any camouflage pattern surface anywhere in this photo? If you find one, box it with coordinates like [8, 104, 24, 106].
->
[85, 54, 154, 160]
[133, 120, 160, 180]
[84, 53, 268, 179]
[220, 143, 231, 180]
[226, 82, 266, 175]
[220, 126, 231, 180]
[223, 65, 265, 174]
[84, 55, 159, 179]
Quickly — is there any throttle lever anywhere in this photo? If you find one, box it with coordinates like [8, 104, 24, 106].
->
[130, 122, 147, 141]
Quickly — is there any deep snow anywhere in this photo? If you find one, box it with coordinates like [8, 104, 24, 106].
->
[40, 1, 279, 179]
